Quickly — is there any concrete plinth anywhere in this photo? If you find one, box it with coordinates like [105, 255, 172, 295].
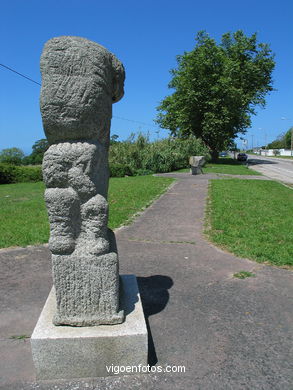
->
[190, 166, 203, 175]
[31, 274, 148, 380]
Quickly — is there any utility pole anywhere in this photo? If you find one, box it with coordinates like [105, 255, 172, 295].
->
[251, 135, 254, 151]
[291, 127, 293, 157]
[281, 117, 292, 156]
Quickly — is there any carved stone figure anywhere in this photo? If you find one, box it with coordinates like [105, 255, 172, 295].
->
[40, 36, 125, 326]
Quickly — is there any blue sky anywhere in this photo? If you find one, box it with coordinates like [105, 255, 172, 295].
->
[1, 0, 292, 154]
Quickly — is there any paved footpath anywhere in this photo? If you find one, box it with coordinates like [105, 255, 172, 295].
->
[0, 173, 292, 390]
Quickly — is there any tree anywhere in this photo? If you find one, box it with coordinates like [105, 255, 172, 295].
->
[156, 31, 275, 159]
[267, 128, 293, 149]
[23, 138, 49, 165]
[110, 134, 120, 145]
[284, 127, 293, 149]
[0, 147, 24, 165]
[268, 133, 286, 149]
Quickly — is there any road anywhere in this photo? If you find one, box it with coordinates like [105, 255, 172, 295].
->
[247, 154, 293, 184]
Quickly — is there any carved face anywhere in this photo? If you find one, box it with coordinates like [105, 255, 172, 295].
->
[40, 36, 125, 146]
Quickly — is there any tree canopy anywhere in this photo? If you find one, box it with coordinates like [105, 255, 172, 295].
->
[23, 138, 49, 165]
[0, 147, 24, 165]
[156, 31, 275, 159]
[268, 127, 293, 149]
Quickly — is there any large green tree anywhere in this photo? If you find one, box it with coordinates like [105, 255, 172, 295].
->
[23, 138, 49, 165]
[156, 31, 275, 159]
[0, 147, 24, 165]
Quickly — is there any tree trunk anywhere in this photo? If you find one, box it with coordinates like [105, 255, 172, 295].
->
[210, 150, 219, 161]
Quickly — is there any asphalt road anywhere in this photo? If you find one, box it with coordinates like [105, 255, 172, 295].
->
[247, 154, 293, 184]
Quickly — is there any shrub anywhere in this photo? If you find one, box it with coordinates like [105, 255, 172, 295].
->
[109, 164, 133, 177]
[133, 169, 154, 176]
[273, 149, 280, 156]
[0, 164, 42, 184]
[0, 163, 19, 184]
[17, 165, 43, 182]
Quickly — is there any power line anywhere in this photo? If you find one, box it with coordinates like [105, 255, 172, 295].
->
[112, 115, 158, 128]
[0, 62, 165, 130]
[0, 63, 41, 86]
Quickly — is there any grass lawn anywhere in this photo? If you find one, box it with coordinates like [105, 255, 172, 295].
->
[0, 175, 174, 249]
[175, 158, 260, 175]
[206, 179, 293, 267]
[108, 175, 174, 228]
[203, 158, 260, 175]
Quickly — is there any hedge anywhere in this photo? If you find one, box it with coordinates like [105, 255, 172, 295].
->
[0, 164, 43, 184]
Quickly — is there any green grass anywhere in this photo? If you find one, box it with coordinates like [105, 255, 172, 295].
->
[0, 175, 174, 249]
[233, 271, 255, 279]
[0, 182, 49, 248]
[9, 334, 30, 341]
[175, 158, 260, 175]
[108, 175, 174, 229]
[268, 155, 293, 159]
[203, 158, 259, 175]
[206, 179, 293, 267]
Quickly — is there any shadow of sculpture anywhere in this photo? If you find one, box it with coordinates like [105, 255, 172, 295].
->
[137, 275, 173, 366]
[120, 275, 139, 317]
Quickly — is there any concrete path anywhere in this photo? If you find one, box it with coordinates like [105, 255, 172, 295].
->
[1, 173, 292, 390]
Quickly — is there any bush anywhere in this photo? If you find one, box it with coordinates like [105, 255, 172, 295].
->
[0, 164, 19, 184]
[133, 169, 154, 176]
[18, 165, 43, 182]
[109, 134, 210, 174]
[273, 149, 280, 156]
[109, 164, 133, 177]
[0, 163, 42, 184]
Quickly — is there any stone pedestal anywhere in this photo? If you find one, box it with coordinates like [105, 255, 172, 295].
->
[190, 166, 203, 175]
[31, 275, 148, 380]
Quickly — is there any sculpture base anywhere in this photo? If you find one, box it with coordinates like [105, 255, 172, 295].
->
[31, 275, 148, 380]
[190, 166, 203, 175]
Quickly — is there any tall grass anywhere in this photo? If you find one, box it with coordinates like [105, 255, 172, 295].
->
[109, 134, 210, 174]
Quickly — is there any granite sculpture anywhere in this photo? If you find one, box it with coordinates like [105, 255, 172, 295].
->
[189, 156, 205, 175]
[40, 36, 125, 326]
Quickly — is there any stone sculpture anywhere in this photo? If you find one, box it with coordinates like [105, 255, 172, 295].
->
[189, 156, 205, 175]
[40, 36, 125, 326]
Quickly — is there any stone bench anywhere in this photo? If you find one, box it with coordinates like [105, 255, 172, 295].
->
[189, 156, 205, 175]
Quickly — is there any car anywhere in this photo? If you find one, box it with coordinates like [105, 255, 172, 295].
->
[219, 152, 228, 157]
[237, 153, 248, 161]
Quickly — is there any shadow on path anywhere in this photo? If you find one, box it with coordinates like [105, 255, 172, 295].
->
[137, 275, 173, 366]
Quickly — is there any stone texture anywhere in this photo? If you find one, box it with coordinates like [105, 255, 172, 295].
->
[189, 155, 205, 175]
[40, 36, 126, 326]
[40, 36, 125, 146]
[31, 275, 148, 380]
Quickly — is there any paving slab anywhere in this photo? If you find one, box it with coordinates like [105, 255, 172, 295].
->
[0, 173, 292, 390]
